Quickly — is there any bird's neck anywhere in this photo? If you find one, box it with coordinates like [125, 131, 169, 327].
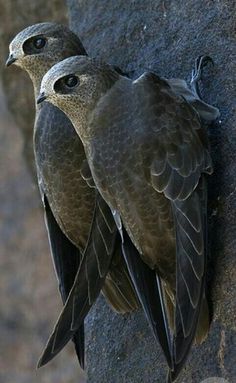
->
[67, 109, 93, 146]
[70, 76, 131, 145]
[31, 75, 47, 110]
[32, 77, 43, 96]
[25, 62, 53, 111]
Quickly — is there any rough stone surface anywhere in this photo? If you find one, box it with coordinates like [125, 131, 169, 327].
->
[67, 1, 236, 382]
[0, 0, 235, 382]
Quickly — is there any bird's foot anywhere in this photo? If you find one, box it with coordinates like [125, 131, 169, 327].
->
[190, 55, 214, 98]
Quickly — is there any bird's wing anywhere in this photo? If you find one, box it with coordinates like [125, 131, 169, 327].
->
[167, 177, 208, 382]
[111, 207, 172, 368]
[81, 159, 96, 188]
[142, 73, 212, 379]
[38, 192, 117, 367]
[81, 159, 139, 313]
[121, 228, 173, 369]
[43, 195, 85, 368]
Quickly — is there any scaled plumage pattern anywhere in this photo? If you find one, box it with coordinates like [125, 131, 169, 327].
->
[6, 23, 139, 369]
[38, 55, 219, 380]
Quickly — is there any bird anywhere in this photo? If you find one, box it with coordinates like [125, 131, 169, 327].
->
[6, 22, 140, 369]
[37, 55, 219, 381]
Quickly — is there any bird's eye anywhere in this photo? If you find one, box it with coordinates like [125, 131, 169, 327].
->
[23, 36, 47, 55]
[64, 75, 79, 88]
[33, 37, 46, 49]
[54, 75, 80, 94]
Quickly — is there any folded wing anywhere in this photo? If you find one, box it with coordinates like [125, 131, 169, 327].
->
[141, 73, 212, 379]
[43, 195, 85, 368]
[38, 193, 117, 367]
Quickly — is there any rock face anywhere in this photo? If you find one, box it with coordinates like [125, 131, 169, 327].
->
[0, 1, 235, 383]
[67, 1, 236, 382]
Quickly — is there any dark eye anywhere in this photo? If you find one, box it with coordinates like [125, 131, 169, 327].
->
[33, 37, 46, 49]
[54, 75, 80, 94]
[64, 75, 79, 88]
[23, 36, 47, 55]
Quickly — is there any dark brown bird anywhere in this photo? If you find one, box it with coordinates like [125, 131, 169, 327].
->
[38, 55, 219, 380]
[6, 23, 140, 368]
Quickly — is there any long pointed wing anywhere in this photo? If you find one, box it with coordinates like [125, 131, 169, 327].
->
[118, 225, 173, 369]
[168, 177, 208, 381]
[142, 73, 213, 379]
[81, 159, 139, 313]
[43, 195, 85, 368]
[38, 193, 117, 367]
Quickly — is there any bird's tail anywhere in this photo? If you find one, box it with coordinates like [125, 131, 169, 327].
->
[102, 248, 140, 313]
[195, 292, 210, 344]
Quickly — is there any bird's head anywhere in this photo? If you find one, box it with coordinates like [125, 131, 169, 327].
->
[6, 22, 86, 84]
[38, 56, 120, 138]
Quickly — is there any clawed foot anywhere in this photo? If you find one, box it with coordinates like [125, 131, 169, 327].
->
[190, 55, 214, 97]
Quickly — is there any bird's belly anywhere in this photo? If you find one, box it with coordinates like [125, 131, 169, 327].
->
[34, 104, 96, 251]
[37, 154, 95, 251]
[45, 173, 95, 250]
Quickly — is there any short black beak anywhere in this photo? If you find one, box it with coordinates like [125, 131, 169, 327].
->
[6, 54, 17, 67]
[37, 92, 47, 105]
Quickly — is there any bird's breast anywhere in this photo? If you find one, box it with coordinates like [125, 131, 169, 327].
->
[34, 103, 95, 250]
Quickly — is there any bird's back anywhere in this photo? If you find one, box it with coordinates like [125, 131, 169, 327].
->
[87, 72, 211, 287]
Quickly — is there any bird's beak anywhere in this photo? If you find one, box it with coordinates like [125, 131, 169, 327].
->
[37, 92, 47, 105]
[6, 53, 17, 67]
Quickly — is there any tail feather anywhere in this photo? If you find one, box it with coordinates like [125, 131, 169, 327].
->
[102, 247, 139, 313]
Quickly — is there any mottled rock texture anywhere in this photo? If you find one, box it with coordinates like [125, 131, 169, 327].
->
[67, 1, 236, 382]
[0, 0, 235, 382]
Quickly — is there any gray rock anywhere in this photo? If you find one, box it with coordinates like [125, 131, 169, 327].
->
[67, 1, 236, 382]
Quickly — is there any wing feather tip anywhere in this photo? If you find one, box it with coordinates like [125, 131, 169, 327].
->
[166, 368, 175, 383]
[37, 349, 54, 369]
